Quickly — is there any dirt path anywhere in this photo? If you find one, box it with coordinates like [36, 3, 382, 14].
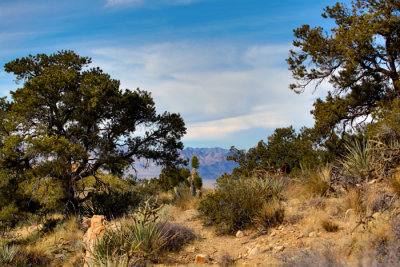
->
[165, 207, 305, 266]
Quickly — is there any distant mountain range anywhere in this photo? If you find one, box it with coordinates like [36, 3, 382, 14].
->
[132, 147, 238, 181]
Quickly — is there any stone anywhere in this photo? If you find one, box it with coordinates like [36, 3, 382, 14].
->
[83, 215, 107, 267]
[236, 230, 245, 238]
[345, 208, 355, 219]
[195, 254, 209, 264]
[297, 233, 304, 239]
[248, 246, 260, 257]
[187, 246, 197, 253]
[273, 245, 285, 253]
[368, 179, 377, 185]
[372, 212, 381, 219]
[308, 231, 316, 238]
[270, 231, 276, 237]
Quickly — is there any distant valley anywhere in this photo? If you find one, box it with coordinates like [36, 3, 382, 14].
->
[132, 147, 238, 183]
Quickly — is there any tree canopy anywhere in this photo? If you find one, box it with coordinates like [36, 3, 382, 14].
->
[0, 50, 186, 217]
[287, 0, 400, 135]
[191, 155, 199, 169]
[227, 126, 321, 177]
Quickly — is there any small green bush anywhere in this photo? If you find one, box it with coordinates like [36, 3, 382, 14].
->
[194, 175, 203, 190]
[81, 190, 141, 220]
[197, 177, 284, 234]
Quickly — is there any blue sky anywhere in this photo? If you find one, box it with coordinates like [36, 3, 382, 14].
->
[0, 0, 342, 149]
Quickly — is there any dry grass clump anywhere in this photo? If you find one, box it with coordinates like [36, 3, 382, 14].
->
[298, 165, 331, 198]
[281, 247, 346, 267]
[160, 222, 196, 252]
[254, 200, 285, 231]
[343, 188, 365, 216]
[389, 171, 400, 195]
[0, 216, 84, 266]
[173, 185, 198, 210]
[321, 218, 339, 232]
[219, 252, 235, 267]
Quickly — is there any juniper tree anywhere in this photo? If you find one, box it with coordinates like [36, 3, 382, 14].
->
[0, 50, 186, 217]
[287, 0, 400, 138]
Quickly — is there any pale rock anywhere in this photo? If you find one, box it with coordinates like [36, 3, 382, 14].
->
[270, 231, 276, 237]
[195, 254, 209, 264]
[248, 246, 260, 257]
[345, 209, 355, 219]
[368, 179, 377, 185]
[297, 233, 304, 239]
[372, 212, 381, 219]
[273, 245, 285, 253]
[83, 215, 107, 267]
[308, 231, 316, 238]
[236, 230, 244, 238]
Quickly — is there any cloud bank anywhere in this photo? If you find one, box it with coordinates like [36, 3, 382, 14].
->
[90, 41, 316, 147]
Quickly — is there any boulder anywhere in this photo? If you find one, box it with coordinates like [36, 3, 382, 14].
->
[236, 230, 244, 238]
[195, 254, 209, 263]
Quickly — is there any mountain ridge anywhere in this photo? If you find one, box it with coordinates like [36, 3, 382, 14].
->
[133, 147, 237, 180]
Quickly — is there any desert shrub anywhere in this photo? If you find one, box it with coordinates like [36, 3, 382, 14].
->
[359, 219, 400, 267]
[173, 183, 196, 210]
[91, 197, 194, 265]
[389, 172, 400, 195]
[197, 177, 284, 234]
[254, 200, 285, 231]
[340, 140, 374, 183]
[343, 188, 365, 215]
[91, 220, 194, 265]
[298, 164, 331, 197]
[321, 219, 339, 232]
[81, 190, 141, 220]
[282, 248, 346, 267]
[91, 220, 166, 265]
[194, 175, 203, 190]
[219, 252, 235, 267]
[158, 222, 195, 251]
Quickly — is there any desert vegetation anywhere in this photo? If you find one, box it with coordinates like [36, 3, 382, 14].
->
[2, 0, 400, 266]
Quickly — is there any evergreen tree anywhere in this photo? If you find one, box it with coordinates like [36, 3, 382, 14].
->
[0, 51, 186, 217]
[287, 0, 400, 135]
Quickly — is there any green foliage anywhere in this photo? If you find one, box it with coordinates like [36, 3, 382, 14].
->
[191, 156, 200, 169]
[288, 0, 400, 134]
[0, 51, 186, 221]
[82, 190, 141, 220]
[197, 177, 284, 234]
[228, 126, 321, 177]
[340, 140, 374, 182]
[91, 198, 194, 265]
[194, 175, 203, 190]
[0, 244, 19, 266]
[157, 167, 190, 191]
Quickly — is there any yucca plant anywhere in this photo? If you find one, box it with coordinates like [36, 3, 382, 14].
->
[0, 244, 18, 266]
[340, 139, 374, 182]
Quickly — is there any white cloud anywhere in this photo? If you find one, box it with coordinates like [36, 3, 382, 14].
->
[89, 42, 317, 143]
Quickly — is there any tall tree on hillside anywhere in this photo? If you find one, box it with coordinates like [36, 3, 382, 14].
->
[0, 51, 186, 217]
[287, 0, 400, 138]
